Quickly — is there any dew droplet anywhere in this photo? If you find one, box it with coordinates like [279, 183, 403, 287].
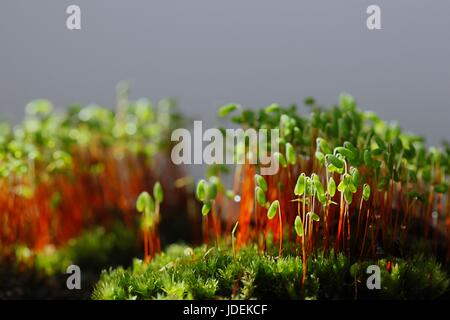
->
[234, 195, 241, 203]
[432, 211, 438, 227]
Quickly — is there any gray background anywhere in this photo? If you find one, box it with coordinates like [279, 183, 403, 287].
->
[1, 0, 449, 149]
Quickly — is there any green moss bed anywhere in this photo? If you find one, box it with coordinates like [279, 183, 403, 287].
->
[1, 223, 137, 299]
[92, 244, 450, 300]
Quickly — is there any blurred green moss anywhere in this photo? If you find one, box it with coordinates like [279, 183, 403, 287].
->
[14, 222, 136, 276]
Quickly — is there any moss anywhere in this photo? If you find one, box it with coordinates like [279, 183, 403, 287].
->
[348, 255, 449, 300]
[312, 250, 351, 299]
[92, 244, 450, 300]
[1, 223, 137, 299]
[14, 222, 136, 276]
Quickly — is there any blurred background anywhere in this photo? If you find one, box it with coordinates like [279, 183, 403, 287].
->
[1, 0, 449, 178]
